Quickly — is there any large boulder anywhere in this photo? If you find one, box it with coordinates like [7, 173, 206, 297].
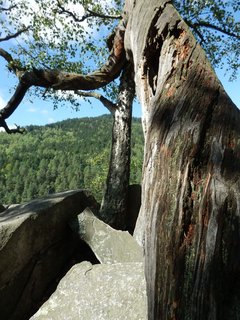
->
[31, 261, 147, 320]
[0, 190, 98, 320]
[70, 207, 143, 264]
[32, 208, 147, 319]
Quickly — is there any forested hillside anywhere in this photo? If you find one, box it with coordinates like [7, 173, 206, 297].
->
[0, 115, 143, 205]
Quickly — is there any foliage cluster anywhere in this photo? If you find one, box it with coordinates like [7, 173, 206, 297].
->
[0, 0, 124, 106]
[0, 115, 143, 205]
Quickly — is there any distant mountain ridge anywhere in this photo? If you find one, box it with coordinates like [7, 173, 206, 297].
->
[0, 115, 143, 204]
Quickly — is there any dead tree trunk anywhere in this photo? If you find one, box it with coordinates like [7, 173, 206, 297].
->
[1, 1, 240, 317]
[100, 64, 135, 229]
[125, 0, 240, 319]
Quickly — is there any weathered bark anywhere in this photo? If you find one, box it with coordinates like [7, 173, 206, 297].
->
[100, 64, 135, 229]
[125, 0, 240, 319]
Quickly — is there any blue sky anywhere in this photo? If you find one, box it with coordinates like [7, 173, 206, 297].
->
[0, 53, 239, 128]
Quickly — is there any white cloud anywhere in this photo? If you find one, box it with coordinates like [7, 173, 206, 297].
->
[27, 107, 51, 115]
[27, 107, 38, 113]
[47, 117, 55, 123]
[41, 109, 49, 115]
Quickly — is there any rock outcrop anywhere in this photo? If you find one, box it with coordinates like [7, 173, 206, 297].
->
[0, 190, 146, 320]
[0, 190, 98, 320]
[32, 208, 147, 320]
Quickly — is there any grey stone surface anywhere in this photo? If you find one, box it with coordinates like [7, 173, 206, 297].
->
[31, 261, 147, 320]
[71, 207, 143, 264]
[0, 190, 98, 320]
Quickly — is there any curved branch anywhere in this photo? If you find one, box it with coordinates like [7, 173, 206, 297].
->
[19, 16, 126, 90]
[0, 82, 30, 120]
[0, 48, 13, 64]
[0, 119, 25, 134]
[186, 19, 240, 40]
[0, 17, 127, 131]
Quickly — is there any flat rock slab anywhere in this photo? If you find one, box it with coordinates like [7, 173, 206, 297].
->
[71, 207, 143, 264]
[31, 261, 147, 320]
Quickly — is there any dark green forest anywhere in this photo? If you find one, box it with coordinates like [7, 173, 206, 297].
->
[0, 115, 143, 205]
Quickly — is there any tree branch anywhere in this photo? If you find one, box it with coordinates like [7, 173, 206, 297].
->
[0, 48, 13, 64]
[187, 20, 240, 40]
[16, 15, 126, 90]
[0, 82, 31, 120]
[56, 0, 91, 23]
[74, 90, 117, 115]
[0, 27, 29, 42]
[0, 119, 25, 134]
[0, 17, 126, 132]
[0, 47, 26, 75]
[0, 4, 17, 11]
[86, 8, 122, 20]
